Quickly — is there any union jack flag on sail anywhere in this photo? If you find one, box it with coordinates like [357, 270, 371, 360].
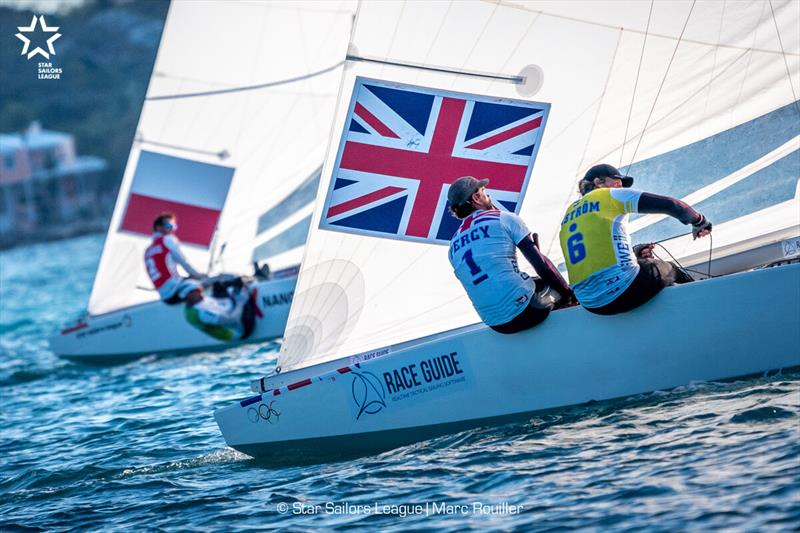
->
[320, 78, 551, 244]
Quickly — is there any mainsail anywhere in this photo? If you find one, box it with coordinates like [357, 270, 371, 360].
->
[87, 0, 355, 316]
[279, 0, 799, 371]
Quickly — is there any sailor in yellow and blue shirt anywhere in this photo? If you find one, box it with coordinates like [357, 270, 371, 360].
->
[559, 164, 712, 315]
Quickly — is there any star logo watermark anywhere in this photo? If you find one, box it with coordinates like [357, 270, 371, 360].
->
[15, 15, 62, 60]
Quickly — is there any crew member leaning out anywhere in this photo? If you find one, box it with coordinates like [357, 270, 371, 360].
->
[448, 176, 576, 334]
[559, 164, 712, 315]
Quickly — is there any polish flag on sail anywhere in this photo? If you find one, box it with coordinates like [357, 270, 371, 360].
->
[118, 151, 234, 247]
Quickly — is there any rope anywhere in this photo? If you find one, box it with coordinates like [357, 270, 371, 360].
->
[650, 230, 715, 281]
[652, 243, 696, 282]
[620, 0, 654, 168]
[707, 233, 713, 278]
[628, 0, 697, 168]
[768, 0, 800, 115]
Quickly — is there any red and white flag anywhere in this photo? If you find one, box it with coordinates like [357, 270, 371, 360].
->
[119, 151, 234, 247]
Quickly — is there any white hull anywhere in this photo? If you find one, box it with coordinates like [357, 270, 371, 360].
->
[50, 275, 298, 362]
[214, 264, 800, 458]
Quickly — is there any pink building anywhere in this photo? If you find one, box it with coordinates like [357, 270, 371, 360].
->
[0, 122, 107, 243]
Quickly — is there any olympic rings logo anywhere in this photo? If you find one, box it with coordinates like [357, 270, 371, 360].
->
[247, 400, 281, 424]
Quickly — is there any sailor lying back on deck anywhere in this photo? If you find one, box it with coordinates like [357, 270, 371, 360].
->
[144, 212, 204, 305]
[447, 176, 575, 334]
[183, 279, 256, 342]
[559, 163, 712, 316]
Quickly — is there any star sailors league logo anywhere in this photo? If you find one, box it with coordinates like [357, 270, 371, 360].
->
[15, 15, 61, 60]
[319, 78, 550, 244]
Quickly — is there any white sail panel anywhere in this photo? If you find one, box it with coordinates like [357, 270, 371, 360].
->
[279, 0, 799, 371]
[88, 1, 355, 316]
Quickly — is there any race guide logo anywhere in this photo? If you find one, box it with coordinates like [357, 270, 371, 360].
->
[15, 15, 63, 79]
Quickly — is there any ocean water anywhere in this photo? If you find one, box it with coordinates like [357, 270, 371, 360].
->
[1, 234, 798, 531]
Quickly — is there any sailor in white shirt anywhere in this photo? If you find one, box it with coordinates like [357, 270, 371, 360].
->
[447, 176, 576, 334]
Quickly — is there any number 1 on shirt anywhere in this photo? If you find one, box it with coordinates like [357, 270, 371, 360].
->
[463, 249, 489, 285]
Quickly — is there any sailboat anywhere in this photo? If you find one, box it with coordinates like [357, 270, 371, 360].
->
[214, 0, 800, 458]
[50, 1, 356, 361]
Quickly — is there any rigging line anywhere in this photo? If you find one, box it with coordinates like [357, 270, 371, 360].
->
[619, 0, 654, 169]
[384, 0, 407, 69]
[145, 62, 346, 101]
[498, 11, 540, 74]
[653, 234, 715, 280]
[415, 0, 454, 85]
[627, 0, 697, 169]
[652, 232, 714, 279]
[496, 0, 798, 57]
[701, 0, 726, 121]
[732, 0, 766, 120]
[591, 47, 751, 166]
[346, 54, 524, 84]
[708, 233, 713, 279]
[652, 245, 696, 282]
[653, 230, 692, 244]
[546, 27, 623, 256]
[136, 136, 229, 160]
[768, 0, 800, 115]
[460, 2, 499, 71]
[487, 9, 542, 94]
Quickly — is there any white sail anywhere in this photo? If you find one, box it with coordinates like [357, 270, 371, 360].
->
[279, 0, 799, 371]
[87, 0, 355, 316]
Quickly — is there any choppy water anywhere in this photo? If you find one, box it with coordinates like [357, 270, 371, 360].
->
[1, 235, 798, 531]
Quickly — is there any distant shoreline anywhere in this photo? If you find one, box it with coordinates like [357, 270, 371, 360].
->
[0, 219, 106, 251]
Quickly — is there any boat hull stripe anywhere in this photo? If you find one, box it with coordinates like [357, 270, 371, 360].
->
[61, 323, 88, 335]
[288, 378, 312, 390]
[240, 394, 263, 407]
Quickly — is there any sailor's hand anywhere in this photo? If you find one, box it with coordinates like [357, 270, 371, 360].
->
[692, 215, 712, 240]
[633, 243, 655, 259]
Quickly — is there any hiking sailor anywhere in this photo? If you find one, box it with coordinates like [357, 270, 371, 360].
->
[183, 281, 255, 341]
[559, 163, 712, 315]
[144, 212, 204, 304]
[448, 176, 576, 334]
